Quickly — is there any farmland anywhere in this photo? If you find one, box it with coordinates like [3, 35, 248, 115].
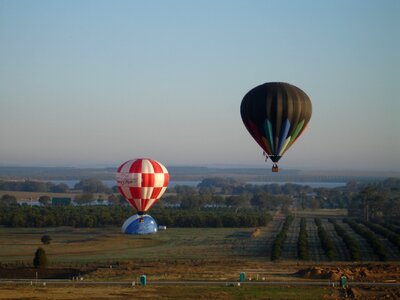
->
[1, 176, 400, 298]
[0, 210, 400, 298]
[1, 210, 400, 267]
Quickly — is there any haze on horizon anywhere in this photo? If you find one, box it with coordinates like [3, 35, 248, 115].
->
[0, 1, 399, 172]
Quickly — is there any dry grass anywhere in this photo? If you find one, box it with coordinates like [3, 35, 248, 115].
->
[0, 227, 256, 265]
[0, 284, 331, 299]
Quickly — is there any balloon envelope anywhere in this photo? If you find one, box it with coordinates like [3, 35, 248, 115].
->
[116, 158, 169, 213]
[122, 214, 158, 234]
[240, 82, 312, 164]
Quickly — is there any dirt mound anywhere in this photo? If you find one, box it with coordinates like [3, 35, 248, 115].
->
[297, 264, 400, 282]
[251, 228, 261, 238]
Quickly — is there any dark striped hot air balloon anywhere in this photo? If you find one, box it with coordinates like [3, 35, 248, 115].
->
[240, 82, 312, 172]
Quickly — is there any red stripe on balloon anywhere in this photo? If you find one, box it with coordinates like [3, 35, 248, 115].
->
[130, 187, 141, 199]
[140, 199, 145, 212]
[117, 160, 130, 172]
[128, 199, 139, 211]
[142, 173, 155, 187]
[117, 186, 126, 199]
[151, 187, 162, 198]
[163, 173, 169, 187]
[150, 159, 163, 173]
[129, 159, 142, 173]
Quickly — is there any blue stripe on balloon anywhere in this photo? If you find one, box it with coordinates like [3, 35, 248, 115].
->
[277, 119, 291, 154]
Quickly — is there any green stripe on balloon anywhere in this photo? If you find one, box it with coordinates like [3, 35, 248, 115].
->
[287, 119, 305, 148]
[264, 119, 275, 155]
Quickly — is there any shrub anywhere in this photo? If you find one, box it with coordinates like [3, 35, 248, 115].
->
[41, 235, 52, 245]
[33, 247, 48, 268]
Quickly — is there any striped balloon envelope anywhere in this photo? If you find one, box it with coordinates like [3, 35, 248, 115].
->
[240, 82, 312, 172]
[116, 158, 169, 213]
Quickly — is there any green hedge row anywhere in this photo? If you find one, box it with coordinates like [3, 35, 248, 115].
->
[314, 218, 336, 261]
[271, 215, 294, 261]
[0, 206, 271, 228]
[364, 222, 400, 251]
[298, 218, 309, 260]
[329, 219, 361, 261]
[344, 219, 388, 261]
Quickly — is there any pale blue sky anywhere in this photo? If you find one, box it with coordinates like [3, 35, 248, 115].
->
[0, 0, 399, 171]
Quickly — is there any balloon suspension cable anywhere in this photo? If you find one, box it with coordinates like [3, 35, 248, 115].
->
[263, 151, 269, 162]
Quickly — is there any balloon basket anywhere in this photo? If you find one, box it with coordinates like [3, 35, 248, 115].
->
[121, 214, 158, 235]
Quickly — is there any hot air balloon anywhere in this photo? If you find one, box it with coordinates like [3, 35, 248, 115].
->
[240, 82, 312, 172]
[116, 158, 169, 234]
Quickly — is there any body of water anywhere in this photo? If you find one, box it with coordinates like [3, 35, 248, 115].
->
[51, 180, 346, 189]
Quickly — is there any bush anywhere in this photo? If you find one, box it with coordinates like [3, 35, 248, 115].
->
[344, 219, 388, 261]
[41, 235, 52, 245]
[364, 222, 400, 251]
[271, 215, 293, 261]
[329, 219, 360, 261]
[315, 218, 336, 261]
[298, 218, 309, 260]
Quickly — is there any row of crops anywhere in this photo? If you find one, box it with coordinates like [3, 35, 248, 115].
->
[268, 216, 400, 261]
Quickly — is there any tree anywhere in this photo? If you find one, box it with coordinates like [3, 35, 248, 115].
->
[50, 183, 69, 193]
[0, 194, 17, 206]
[74, 179, 111, 194]
[33, 247, 48, 268]
[38, 195, 51, 206]
[180, 196, 202, 210]
[41, 235, 52, 245]
[74, 193, 95, 205]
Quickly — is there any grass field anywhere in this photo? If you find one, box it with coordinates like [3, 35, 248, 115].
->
[1, 223, 400, 299]
[0, 227, 258, 265]
[0, 284, 332, 300]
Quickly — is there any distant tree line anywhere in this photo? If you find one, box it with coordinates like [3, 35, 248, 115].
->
[348, 178, 400, 220]
[0, 179, 113, 194]
[0, 180, 69, 193]
[2, 177, 398, 217]
[0, 206, 271, 228]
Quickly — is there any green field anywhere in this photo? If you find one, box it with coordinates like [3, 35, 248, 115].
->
[1, 226, 400, 299]
[0, 227, 260, 265]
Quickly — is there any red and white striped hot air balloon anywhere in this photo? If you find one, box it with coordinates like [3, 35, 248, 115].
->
[116, 158, 169, 214]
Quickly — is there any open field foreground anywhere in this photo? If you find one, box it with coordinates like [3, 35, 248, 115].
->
[1, 215, 400, 299]
[1, 283, 400, 299]
[0, 284, 333, 300]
